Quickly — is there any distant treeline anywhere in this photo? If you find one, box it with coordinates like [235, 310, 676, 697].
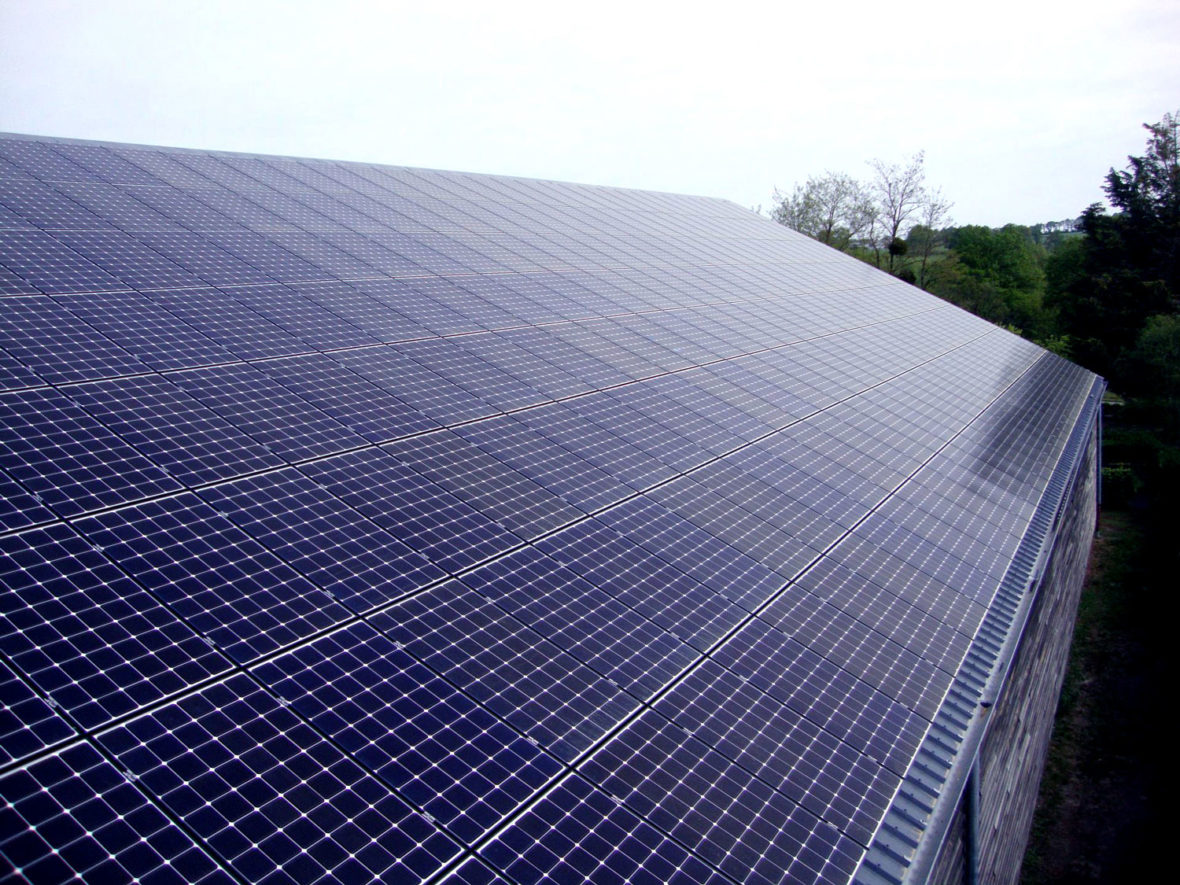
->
[774, 114, 1180, 523]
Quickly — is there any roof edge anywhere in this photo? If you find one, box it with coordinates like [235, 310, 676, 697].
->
[0, 131, 736, 207]
[854, 369, 1106, 885]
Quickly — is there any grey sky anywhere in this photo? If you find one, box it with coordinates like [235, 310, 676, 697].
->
[2, 0, 1176, 227]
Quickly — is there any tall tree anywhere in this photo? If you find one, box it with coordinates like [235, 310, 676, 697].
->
[1051, 111, 1180, 381]
[869, 151, 928, 272]
[770, 172, 875, 251]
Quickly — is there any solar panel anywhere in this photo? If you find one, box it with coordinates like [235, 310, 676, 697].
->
[0, 133, 1102, 884]
[0, 387, 181, 517]
[0, 295, 149, 384]
[298, 446, 523, 573]
[0, 744, 233, 884]
[0, 523, 231, 729]
[197, 467, 446, 611]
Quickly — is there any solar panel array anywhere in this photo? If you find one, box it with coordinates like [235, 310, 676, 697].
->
[0, 134, 1099, 885]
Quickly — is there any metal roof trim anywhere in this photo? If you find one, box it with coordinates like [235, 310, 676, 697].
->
[854, 370, 1106, 885]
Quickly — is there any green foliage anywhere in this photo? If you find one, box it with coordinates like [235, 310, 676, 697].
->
[949, 224, 1046, 294]
[922, 225, 1051, 336]
[1117, 314, 1180, 402]
[1044, 235, 1085, 303]
[1052, 112, 1180, 386]
[1101, 463, 1140, 508]
[1034, 334, 1072, 359]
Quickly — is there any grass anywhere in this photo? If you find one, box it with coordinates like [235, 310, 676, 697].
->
[1020, 507, 1166, 882]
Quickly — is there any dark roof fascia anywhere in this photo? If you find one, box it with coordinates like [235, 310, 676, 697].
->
[854, 371, 1106, 885]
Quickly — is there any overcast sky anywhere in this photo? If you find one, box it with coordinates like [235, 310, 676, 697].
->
[1, 0, 1176, 227]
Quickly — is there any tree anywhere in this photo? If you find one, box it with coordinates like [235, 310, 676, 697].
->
[769, 152, 952, 283]
[927, 224, 1049, 335]
[908, 187, 953, 289]
[1051, 111, 1180, 382]
[1119, 314, 1180, 402]
[1104, 111, 1180, 298]
[770, 172, 875, 251]
[869, 151, 928, 272]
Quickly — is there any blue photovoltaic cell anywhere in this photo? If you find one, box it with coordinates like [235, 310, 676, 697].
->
[0, 522, 230, 730]
[536, 519, 746, 651]
[596, 495, 785, 612]
[515, 400, 677, 492]
[225, 282, 379, 350]
[612, 378, 747, 456]
[441, 857, 514, 885]
[0, 230, 127, 293]
[75, 494, 350, 663]
[144, 286, 309, 360]
[68, 374, 287, 486]
[254, 622, 563, 844]
[0, 387, 181, 517]
[0, 293, 150, 384]
[453, 329, 590, 401]
[386, 278, 521, 331]
[51, 143, 166, 185]
[394, 336, 547, 413]
[647, 475, 824, 580]
[373, 581, 638, 761]
[693, 459, 849, 551]
[0, 139, 94, 180]
[459, 546, 697, 700]
[61, 291, 238, 371]
[386, 430, 584, 540]
[655, 659, 899, 847]
[455, 415, 633, 513]
[564, 390, 713, 474]
[335, 344, 496, 426]
[258, 352, 438, 443]
[134, 230, 280, 286]
[712, 618, 926, 775]
[299, 446, 522, 574]
[0, 744, 233, 885]
[0, 658, 74, 765]
[791, 557, 975, 674]
[126, 183, 247, 230]
[52, 229, 209, 289]
[198, 468, 446, 611]
[98, 675, 461, 884]
[580, 710, 864, 885]
[0, 199, 30, 230]
[0, 341, 42, 392]
[501, 325, 631, 391]
[353, 278, 477, 336]
[53, 180, 187, 229]
[0, 465, 55, 532]
[171, 361, 367, 462]
[0, 178, 110, 230]
[481, 775, 730, 885]
[758, 580, 945, 720]
[0, 135, 1104, 885]
[203, 229, 328, 282]
[291, 279, 431, 341]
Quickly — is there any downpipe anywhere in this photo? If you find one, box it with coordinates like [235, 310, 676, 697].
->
[966, 755, 981, 885]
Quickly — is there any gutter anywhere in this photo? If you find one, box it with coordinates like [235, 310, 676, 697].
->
[854, 373, 1105, 885]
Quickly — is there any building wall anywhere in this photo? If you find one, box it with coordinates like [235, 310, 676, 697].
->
[930, 419, 1098, 884]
